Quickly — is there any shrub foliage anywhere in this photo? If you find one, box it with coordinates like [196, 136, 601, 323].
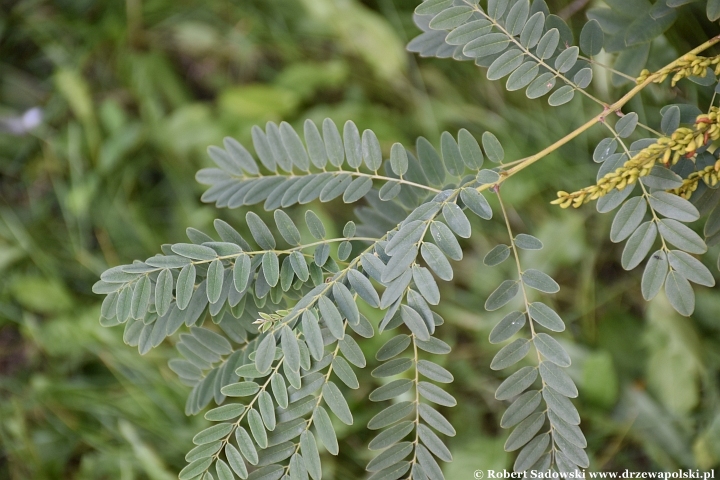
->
[95, 1, 720, 478]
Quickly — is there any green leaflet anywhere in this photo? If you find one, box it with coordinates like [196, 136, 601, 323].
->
[521, 269, 559, 294]
[488, 0, 510, 19]
[504, 412, 545, 452]
[489, 311, 526, 344]
[657, 219, 706, 254]
[485, 280, 520, 311]
[507, 62, 540, 91]
[176, 264, 196, 310]
[193, 423, 234, 445]
[665, 270, 695, 316]
[248, 408, 268, 449]
[514, 234, 543, 250]
[501, 390, 542, 428]
[416, 137, 446, 186]
[482, 132, 504, 163]
[457, 129, 484, 169]
[362, 129, 383, 171]
[280, 325, 301, 372]
[348, 269, 380, 307]
[221, 381, 260, 397]
[418, 381, 456, 406]
[400, 305, 430, 341]
[641, 165, 682, 190]
[322, 381, 353, 425]
[236, 426, 259, 465]
[429, 221, 462, 260]
[429, 6, 474, 30]
[304, 119, 328, 169]
[416, 444, 444, 479]
[205, 404, 244, 422]
[611, 196, 647, 243]
[377, 335, 411, 361]
[130, 275, 151, 319]
[539, 362, 578, 398]
[621, 221, 657, 270]
[548, 86, 574, 107]
[616, 113, 638, 138]
[313, 406, 339, 455]
[332, 356, 360, 389]
[343, 120, 362, 168]
[461, 188, 493, 219]
[484, 244, 511, 266]
[369, 379, 413, 402]
[333, 282, 360, 325]
[271, 372, 289, 409]
[667, 250, 715, 286]
[179, 458, 213, 480]
[419, 404, 456, 436]
[417, 360, 453, 383]
[233, 254, 252, 293]
[186, 442, 222, 463]
[273, 210, 301, 245]
[225, 445, 249, 478]
[366, 442, 413, 472]
[367, 401, 414, 430]
[514, 434, 550, 472]
[442, 203, 471, 238]
[440, 131, 465, 176]
[318, 295, 345, 339]
[536, 28, 559, 59]
[279, 121, 310, 172]
[207, 259, 225, 303]
[172, 243, 218, 261]
[421, 242, 453, 281]
[155, 268, 173, 317]
[495, 366, 538, 400]
[554, 46, 579, 73]
[520, 14, 544, 47]
[648, 192, 700, 222]
[490, 338, 530, 370]
[255, 334, 277, 374]
[305, 210, 326, 239]
[579, 19, 603, 56]
[505, 0, 529, 36]
[343, 177, 373, 203]
[191, 327, 231, 355]
[300, 431, 322, 480]
[246, 212, 276, 250]
[412, 266, 441, 305]
[526, 72, 556, 99]
[369, 421, 414, 451]
[323, 118, 344, 168]
[302, 310, 325, 361]
[390, 143, 409, 176]
[373, 357, 414, 378]
[534, 333, 571, 367]
[528, 302, 565, 332]
[543, 387, 580, 425]
[258, 390, 276, 431]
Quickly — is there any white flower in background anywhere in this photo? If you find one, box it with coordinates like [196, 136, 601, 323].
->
[0, 107, 43, 135]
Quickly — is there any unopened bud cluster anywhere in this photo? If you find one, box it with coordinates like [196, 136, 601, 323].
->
[552, 107, 720, 208]
[671, 160, 720, 199]
[637, 53, 720, 86]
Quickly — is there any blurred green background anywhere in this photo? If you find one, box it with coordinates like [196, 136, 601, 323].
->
[1, 0, 719, 478]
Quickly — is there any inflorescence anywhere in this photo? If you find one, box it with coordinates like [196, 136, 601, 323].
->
[637, 53, 720, 86]
[552, 107, 720, 208]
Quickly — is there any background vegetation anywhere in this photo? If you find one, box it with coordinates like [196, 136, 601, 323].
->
[1, 0, 719, 478]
